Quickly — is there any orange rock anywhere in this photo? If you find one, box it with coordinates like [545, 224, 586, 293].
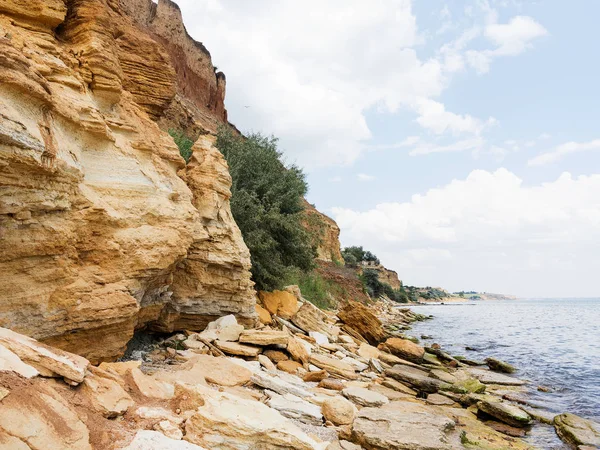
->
[338, 302, 387, 346]
[258, 290, 299, 319]
[277, 360, 303, 375]
[303, 370, 328, 382]
[255, 304, 272, 324]
[382, 338, 425, 363]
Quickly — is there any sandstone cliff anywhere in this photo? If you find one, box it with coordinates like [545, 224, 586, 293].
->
[0, 0, 256, 362]
[302, 200, 343, 263]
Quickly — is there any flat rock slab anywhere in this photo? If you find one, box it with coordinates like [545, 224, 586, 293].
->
[0, 327, 89, 383]
[342, 386, 389, 407]
[427, 393, 456, 406]
[478, 400, 532, 428]
[381, 378, 418, 396]
[310, 353, 357, 380]
[265, 391, 323, 426]
[468, 368, 527, 386]
[385, 365, 450, 393]
[239, 330, 289, 346]
[251, 371, 313, 399]
[554, 413, 600, 448]
[430, 369, 457, 384]
[214, 340, 261, 357]
[0, 344, 39, 378]
[183, 354, 253, 386]
[368, 384, 413, 401]
[352, 401, 456, 450]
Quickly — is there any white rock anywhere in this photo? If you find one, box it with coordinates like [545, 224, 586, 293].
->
[309, 332, 329, 345]
[134, 407, 184, 425]
[199, 315, 244, 342]
[122, 430, 205, 449]
[154, 420, 183, 440]
[341, 357, 369, 372]
[251, 371, 313, 399]
[342, 386, 389, 407]
[265, 391, 323, 426]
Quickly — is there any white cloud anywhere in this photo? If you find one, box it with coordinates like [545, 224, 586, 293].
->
[466, 16, 548, 73]
[329, 176, 343, 183]
[413, 98, 496, 135]
[332, 169, 600, 297]
[357, 173, 375, 182]
[528, 139, 600, 166]
[409, 137, 485, 156]
[175, 1, 546, 167]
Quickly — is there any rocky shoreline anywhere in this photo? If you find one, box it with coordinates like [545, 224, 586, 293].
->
[1, 289, 599, 450]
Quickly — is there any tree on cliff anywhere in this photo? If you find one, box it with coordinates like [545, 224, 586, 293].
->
[216, 127, 316, 291]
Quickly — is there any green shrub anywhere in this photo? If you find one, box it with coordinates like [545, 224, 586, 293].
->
[168, 129, 194, 163]
[284, 269, 338, 310]
[216, 126, 316, 291]
[342, 246, 380, 266]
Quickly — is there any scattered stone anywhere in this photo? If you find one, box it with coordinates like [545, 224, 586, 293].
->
[554, 413, 600, 449]
[381, 337, 425, 363]
[239, 329, 289, 346]
[537, 385, 550, 392]
[309, 353, 358, 380]
[352, 401, 456, 450]
[278, 360, 303, 374]
[318, 378, 346, 391]
[341, 356, 368, 372]
[0, 327, 89, 384]
[477, 400, 532, 428]
[342, 386, 389, 407]
[322, 396, 356, 425]
[258, 354, 277, 371]
[251, 371, 313, 399]
[264, 349, 289, 364]
[309, 331, 330, 346]
[266, 391, 324, 425]
[304, 370, 328, 382]
[291, 301, 333, 337]
[485, 357, 516, 374]
[369, 358, 383, 373]
[288, 336, 311, 365]
[214, 341, 261, 357]
[454, 378, 486, 394]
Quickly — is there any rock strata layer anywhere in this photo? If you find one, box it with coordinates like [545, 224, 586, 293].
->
[0, 0, 256, 361]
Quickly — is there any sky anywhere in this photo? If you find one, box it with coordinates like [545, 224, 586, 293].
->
[175, 0, 600, 298]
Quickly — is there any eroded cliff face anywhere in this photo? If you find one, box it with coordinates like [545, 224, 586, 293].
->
[302, 200, 343, 263]
[0, 0, 256, 362]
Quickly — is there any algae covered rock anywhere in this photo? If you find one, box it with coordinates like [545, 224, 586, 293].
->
[554, 413, 600, 449]
[485, 357, 516, 374]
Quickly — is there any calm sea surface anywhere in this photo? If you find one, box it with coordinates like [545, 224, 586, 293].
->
[408, 298, 600, 448]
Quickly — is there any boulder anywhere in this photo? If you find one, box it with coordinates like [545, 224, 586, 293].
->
[381, 337, 424, 363]
[184, 386, 328, 449]
[377, 351, 421, 368]
[337, 302, 387, 345]
[81, 366, 134, 418]
[357, 343, 380, 360]
[259, 290, 300, 319]
[342, 386, 389, 407]
[288, 336, 311, 365]
[554, 413, 600, 449]
[265, 391, 324, 426]
[199, 315, 244, 343]
[477, 400, 532, 428]
[123, 430, 206, 449]
[214, 341, 261, 357]
[0, 327, 88, 383]
[352, 401, 456, 450]
[385, 365, 450, 393]
[239, 330, 289, 346]
[291, 302, 332, 337]
[310, 354, 358, 380]
[255, 304, 273, 324]
[485, 357, 516, 374]
[322, 396, 356, 426]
